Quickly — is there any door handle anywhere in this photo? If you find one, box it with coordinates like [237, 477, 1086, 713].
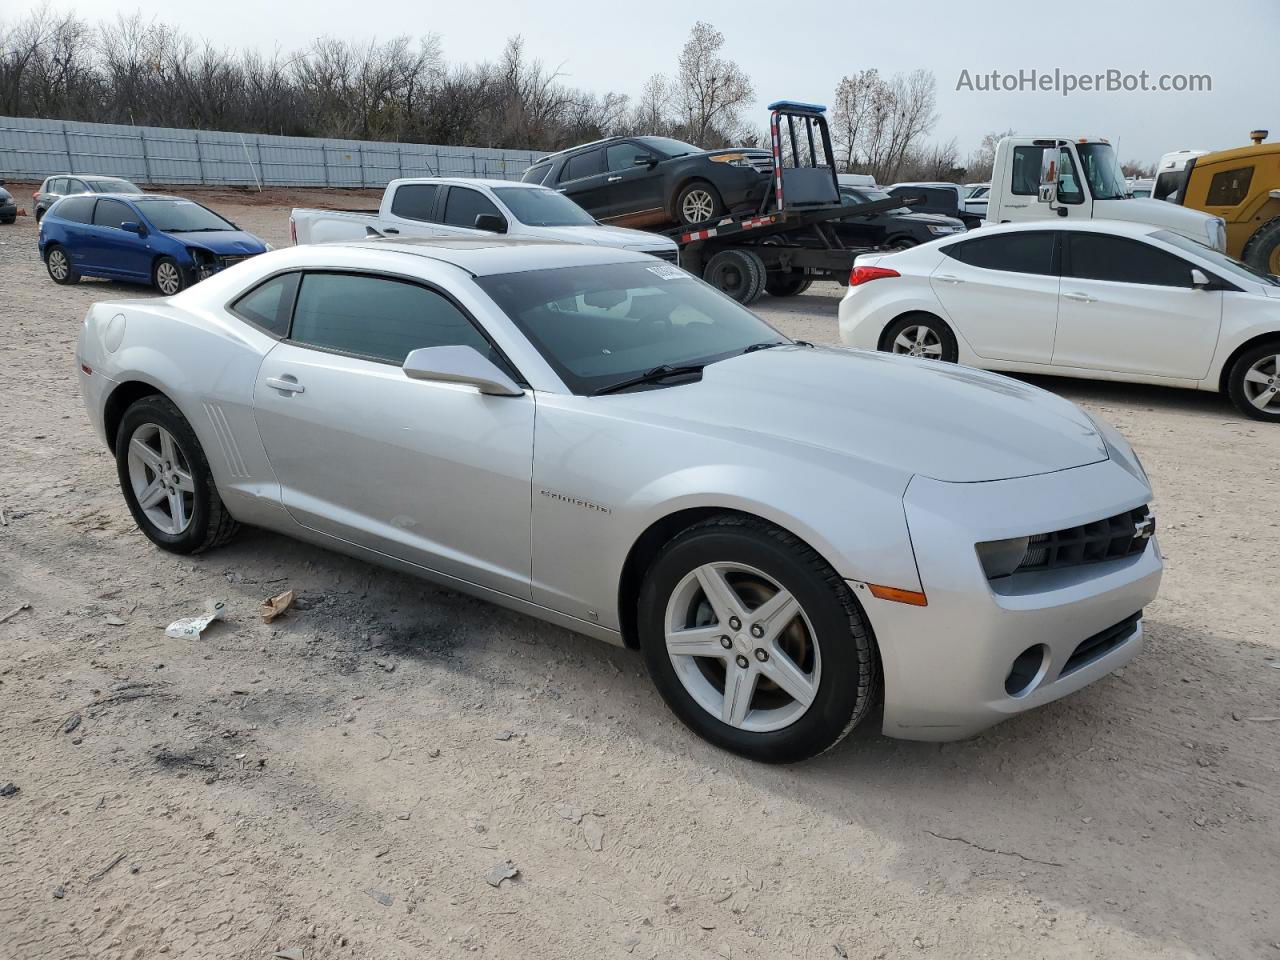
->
[265, 376, 305, 394]
[935, 274, 965, 284]
[382, 227, 399, 234]
[1063, 291, 1097, 303]
[607, 175, 623, 182]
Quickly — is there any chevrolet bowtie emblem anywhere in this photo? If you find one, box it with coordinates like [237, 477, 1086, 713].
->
[1133, 512, 1156, 541]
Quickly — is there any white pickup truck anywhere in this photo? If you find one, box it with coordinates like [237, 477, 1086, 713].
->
[290, 177, 680, 261]
[985, 137, 1227, 251]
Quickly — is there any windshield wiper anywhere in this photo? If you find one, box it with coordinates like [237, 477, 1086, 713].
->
[593, 363, 705, 396]
[743, 340, 788, 353]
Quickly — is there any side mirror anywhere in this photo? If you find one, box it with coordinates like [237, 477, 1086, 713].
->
[1038, 152, 1058, 204]
[1037, 182, 1057, 204]
[402, 345, 523, 397]
[473, 213, 508, 234]
[633, 155, 657, 168]
[120, 220, 141, 234]
[1190, 268, 1210, 288]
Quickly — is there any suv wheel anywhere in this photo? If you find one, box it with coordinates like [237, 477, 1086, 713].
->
[676, 181, 723, 226]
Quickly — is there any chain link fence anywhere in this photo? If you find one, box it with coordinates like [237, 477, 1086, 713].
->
[0, 116, 546, 187]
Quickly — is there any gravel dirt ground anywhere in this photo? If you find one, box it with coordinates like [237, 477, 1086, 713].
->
[2, 189, 1279, 960]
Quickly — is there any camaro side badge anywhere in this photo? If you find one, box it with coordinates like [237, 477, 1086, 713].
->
[1134, 512, 1156, 541]
[539, 489, 612, 515]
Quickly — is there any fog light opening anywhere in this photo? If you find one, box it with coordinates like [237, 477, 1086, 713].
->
[1005, 644, 1049, 698]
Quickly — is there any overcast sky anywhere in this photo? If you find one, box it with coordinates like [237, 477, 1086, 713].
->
[11, 0, 1276, 162]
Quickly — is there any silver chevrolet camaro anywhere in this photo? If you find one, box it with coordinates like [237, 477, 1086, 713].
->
[77, 237, 1163, 762]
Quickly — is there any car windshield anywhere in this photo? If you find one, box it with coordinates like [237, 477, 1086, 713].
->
[492, 187, 596, 226]
[844, 187, 909, 214]
[137, 199, 235, 232]
[1152, 230, 1280, 286]
[1076, 143, 1129, 201]
[476, 261, 787, 395]
[90, 178, 140, 194]
[636, 136, 703, 159]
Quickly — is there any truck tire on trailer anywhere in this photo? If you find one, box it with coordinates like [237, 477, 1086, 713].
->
[703, 249, 764, 304]
[764, 269, 813, 297]
[1241, 218, 1280, 276]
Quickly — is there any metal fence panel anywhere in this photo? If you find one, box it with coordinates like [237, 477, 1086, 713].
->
[0, 116, 546, 187]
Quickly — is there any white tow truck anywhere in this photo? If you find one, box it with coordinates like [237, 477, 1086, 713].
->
[289, 177, 680, 261]
[985, 137, 1227, 251]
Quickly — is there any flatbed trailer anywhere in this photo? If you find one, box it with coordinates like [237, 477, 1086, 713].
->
[662, 100, 916, 303]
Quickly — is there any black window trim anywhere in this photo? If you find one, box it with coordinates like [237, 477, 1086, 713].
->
[1061, 231, 1197, 289]
[939, 229, 1062, 276]
[226, 269, 302, 340]
[272, 268, 528, 385]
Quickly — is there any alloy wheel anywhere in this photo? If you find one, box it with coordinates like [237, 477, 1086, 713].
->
[1242, 353, 1280, 412]
[48, 249, 69, 280]
[892, 324, 943, 359]
[681, 189, 715, 224]
[663, 562, 820, 732]
[126, 423, 196, 535]
[156, 261, 182, 295]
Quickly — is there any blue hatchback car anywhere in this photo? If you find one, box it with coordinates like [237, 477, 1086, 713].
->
[39, 193, 269, 294]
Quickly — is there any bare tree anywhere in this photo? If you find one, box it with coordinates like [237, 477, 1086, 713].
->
[674, 21, 753, 148]
[963, 129, 1015, 182]
[830, 69, 887, 172]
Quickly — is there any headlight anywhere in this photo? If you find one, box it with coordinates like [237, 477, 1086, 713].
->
[975, 537, 1030, 579]
[1207, 217, 1226, 252]
[927, 225, 962, 235]
[709, 153, 754, 168]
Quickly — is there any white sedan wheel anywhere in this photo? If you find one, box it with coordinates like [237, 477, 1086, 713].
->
[1241, 353, 1280, 411]
[892, 324, 944, 359]
[664, 561, 821, 732]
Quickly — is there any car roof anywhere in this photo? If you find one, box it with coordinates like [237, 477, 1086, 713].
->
[46, 174, 136, 182]
[327, 235, 655, 276]
[890, 181, 960, 189]
[960, 219, 1167, 240]
[390, 177, 551, 191]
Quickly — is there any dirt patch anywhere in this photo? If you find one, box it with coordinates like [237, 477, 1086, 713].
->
[1, 195, 1278, 958]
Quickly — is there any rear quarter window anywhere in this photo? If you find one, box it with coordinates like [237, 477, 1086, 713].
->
[943, 231, 1057, 275]
[230, 272, 300, 338]
[53, 196, 97, 223]
[522, 163, 553, 185]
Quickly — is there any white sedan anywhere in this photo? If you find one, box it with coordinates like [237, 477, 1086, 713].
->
[839, 220, 1280, 421]
[79, 237, 1161, 761]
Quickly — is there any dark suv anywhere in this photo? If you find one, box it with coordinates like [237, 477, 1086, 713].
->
[833, 186, 967, 250]
[522, 136, 771, 229]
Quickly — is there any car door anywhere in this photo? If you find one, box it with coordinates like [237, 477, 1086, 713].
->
[1052, 231, 1222, 379]
[601, 141, 665, 222]
[832, 188, 885, 246]
[1001, 146, 1089, 224]
[929, 230, 1060, 363]
[382, 182, 445, 238]
[435, 185, 507, 238]
[88, 198, 152, 279]
[251, 269, 535, 599]
[554, 148, 612, 218]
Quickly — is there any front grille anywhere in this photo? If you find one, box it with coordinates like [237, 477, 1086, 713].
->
[647, 248, 680, 265]
[745, 155, 774, 174]
[220, 254, 259, 267]
[1060, 612, 1141, 677]
[1018, 506, 1153, 574]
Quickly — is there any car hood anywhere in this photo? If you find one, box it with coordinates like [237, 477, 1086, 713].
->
[526, 223, 677, 252]
[167, 230, 268, 255]
[1093, 197, 1217, 242]
[603, 346, 1107, 483]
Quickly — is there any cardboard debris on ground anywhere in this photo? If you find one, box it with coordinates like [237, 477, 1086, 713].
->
[260, 590, 296, 623]
[165, 600, 226, 639]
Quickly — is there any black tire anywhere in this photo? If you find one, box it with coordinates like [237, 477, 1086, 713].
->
[675, 180, 724, 226]
[35, 207, 44, 223]
[153, 256, 187, 296]
[880, 312, 959, 363]
[763, 269, 813, 297]
[1241, 218, 1280, 276]
[1225, 339, 1280, 422]
[703, 249, 764, 304]
[0, 216, 15, 225]
[115, 395, 239, 553]
[45, 245, 80, 285]
[637, 515, 880, 763]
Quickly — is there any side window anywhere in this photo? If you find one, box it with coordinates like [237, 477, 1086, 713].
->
[1205, 166, 1254, 207]
[48, 178, 68, 194]
[55, 196, 97, 223]
[290, 272, 500, 366]
[66, 179, 90, 195]
[1056, 149, 1084, 204]
[442, 187, 502, 229]
[389, 184, 439, 222]
[1011, 146, 1045, 195]
[560, 148, 604, 182]
[229, 272, 300, 337]
[943, 231, 1056, 275]
[1066, 233, 1193, 287]
[521, 163, 552, 184]
[922, 188, 954, 209]
[605, 142, 653, 172]
[93, 198, 135, 229]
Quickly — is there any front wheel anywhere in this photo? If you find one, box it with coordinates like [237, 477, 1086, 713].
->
[637, 515, 879, 763]
[153, 257, 187, 296]
[1226, 340, 1280, 421]
[880, 313, 959, 363]
[675, 180, 724, 226]
[115, 395, 239, 553]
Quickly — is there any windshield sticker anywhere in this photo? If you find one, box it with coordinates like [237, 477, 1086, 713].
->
[645, 263, 688, 280]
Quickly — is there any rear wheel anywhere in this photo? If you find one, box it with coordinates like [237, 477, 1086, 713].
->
[764, 269, 813, 297]
[704, 249, 764, 304]
[1241, 218, 1280, 276]
[638, 515, 879, 763]
[880, 312, 959, 363]
[676, 180, 724, 226]
[1226, 340, 1280, 422]
[45, 245, 79, 285]
[153, 257, 186, 296]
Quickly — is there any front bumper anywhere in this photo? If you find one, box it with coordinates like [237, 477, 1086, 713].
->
[0, 201, 16, 221]
[861, 459, 1162, 741]
[186, 251, 264, 284]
